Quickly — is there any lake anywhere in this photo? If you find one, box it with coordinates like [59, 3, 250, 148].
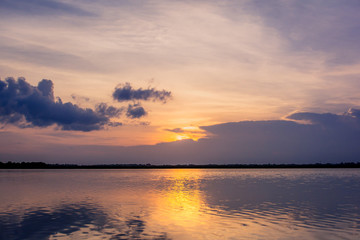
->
[1, 169, 360, 239]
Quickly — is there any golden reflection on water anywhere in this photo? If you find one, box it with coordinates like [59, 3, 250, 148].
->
[148, 169, 303, 239]
[162, 169, 203, 220]
[148, 169, 208, 238]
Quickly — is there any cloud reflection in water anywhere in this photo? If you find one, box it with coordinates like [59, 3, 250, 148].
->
[0, 202, 170, 240]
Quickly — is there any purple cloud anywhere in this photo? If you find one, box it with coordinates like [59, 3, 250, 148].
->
[113, 83, 172, 103]
[0, 77, 122, 131]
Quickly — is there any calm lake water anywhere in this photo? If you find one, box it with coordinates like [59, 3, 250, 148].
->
[0, 169, 360, 240]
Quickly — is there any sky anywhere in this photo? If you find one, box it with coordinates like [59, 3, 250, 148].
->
[1, 0, 360, 164]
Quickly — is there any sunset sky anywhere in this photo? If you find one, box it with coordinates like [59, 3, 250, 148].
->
[1, 0, 360, 164]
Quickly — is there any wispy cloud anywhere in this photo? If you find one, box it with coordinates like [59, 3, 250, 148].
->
[0, 0, 94, 16]
[0, 37, 98, 72]
[241, 0, 360, 66]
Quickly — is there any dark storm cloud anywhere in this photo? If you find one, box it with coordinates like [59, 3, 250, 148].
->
[126, 103, 147, 119]
[0, 77, 122, 131]
[113, 83, 172, 103]
[0, 0, 94, 16]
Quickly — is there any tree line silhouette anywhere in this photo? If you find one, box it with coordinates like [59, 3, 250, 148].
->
[1, 161, 360, 169]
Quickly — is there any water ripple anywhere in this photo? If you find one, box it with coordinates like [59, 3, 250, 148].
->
[1, 169, 360, 239]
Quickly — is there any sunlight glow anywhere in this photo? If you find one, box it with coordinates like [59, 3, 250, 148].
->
[176, 135, 190, 141]
[171, 126, 207, 142]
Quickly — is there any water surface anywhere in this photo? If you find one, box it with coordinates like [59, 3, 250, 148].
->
[1, 169, 360, 239]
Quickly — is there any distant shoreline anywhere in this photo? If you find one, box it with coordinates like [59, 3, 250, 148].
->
[1, 161, 360, 169]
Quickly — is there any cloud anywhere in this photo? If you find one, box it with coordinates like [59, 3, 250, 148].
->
[12, 108, 359, 165]
[241, 0, 360, 66]
[165, 128, 184, 133]
[0, 0, 94, 16]
[287, 108, 360, 128]
[126, 103, 147, 119]
[0, 77, 122, 131]
[95, 103, 123, 118]
[113, 83, 172, 103]
[71, 94, 90, 103]
[165, 127, 207, 140]
[107, 122, 123, 127]
[287, 112, 343, 126]
[112, 82, 172, 119]
[0, 39, 98, 72]
[165, 127, 205, 134]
